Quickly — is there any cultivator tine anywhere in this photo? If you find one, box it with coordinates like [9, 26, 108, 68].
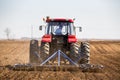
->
[5, 63, 103, 72]
[79, 64, 104, 72]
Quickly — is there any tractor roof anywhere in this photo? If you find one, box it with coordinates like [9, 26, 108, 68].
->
[46, 18, 74, 23]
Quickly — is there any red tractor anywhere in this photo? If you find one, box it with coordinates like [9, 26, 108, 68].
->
[30, 17, 90, 65]
[5, 17, 103, 71]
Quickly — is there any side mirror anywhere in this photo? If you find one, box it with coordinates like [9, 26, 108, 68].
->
[39, 25, 42, 30]
[79, 27, 82, 32]
[75, 26, 82, 32]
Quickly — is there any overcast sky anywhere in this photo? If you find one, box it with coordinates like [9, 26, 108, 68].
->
[0, 0, 120, 39]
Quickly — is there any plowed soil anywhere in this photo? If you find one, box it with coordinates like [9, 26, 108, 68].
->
[0, 40, 120, 80]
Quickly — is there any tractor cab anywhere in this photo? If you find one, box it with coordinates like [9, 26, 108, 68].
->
[46, 19, 75, 36]
[40, 18, 77, 43]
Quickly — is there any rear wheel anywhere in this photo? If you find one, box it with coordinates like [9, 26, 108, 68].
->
[70, 42, 80, 62]
[79, 42, 90, 64]
[70, 42, 90, 64]
[40, 42, 50, 61]
[29, 40, 40, 63]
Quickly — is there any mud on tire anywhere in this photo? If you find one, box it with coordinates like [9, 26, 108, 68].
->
[30, 40, 40, 63]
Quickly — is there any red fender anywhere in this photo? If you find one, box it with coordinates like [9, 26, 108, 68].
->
[68, 35, 77, 43]
[41, 34, 52, 42]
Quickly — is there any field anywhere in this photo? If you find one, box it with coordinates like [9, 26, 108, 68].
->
[0, 40, 120, 80]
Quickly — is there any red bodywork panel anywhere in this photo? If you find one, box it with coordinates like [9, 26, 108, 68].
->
[42, 34, 77, 43]
[41, 34, 52, 42]
[46, 18, 74, 23]
[68, 35, 77, 43]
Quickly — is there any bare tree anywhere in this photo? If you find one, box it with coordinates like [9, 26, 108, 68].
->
[4, 28, 11, 40]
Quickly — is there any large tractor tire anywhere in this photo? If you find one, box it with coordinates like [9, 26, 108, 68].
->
[70, 42, 80, 62]
[29, 40, 40, 64]
[40, 42, 50, 61]
[79, 42, 90, 64]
